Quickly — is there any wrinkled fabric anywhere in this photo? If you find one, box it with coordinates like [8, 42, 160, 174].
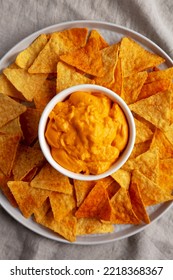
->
[0, 0, 173, 260]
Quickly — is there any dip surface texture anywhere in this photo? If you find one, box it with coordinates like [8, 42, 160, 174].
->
[45, 91, 128, 174]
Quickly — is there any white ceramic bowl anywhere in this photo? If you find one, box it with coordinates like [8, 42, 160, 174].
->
[38, 84, 136, 181]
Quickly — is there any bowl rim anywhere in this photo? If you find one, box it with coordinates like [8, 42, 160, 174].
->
[38, 84, 136, 181]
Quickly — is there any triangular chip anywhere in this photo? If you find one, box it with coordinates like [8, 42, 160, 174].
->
[0, 73, 25, 100]
[123, 148, 159, 183]
[150, 129, 173, 159]
[129, 181, 150, 223]
[131, 170, 173, 206]
[0, 117, 23, 138]
[129, 90, 171, 131]
[34, 198, 51, 223]
[34, 79, 56, 110]
[20, 107, 42, 145]
[3, 68, 47, 101]
[30, 162, 73, 194]
[111, 169, 131, 189]
[12, 144, 45, 180]
[49, 192, 76, 222]
[110, 58, 122, 95]
[28, 28, 88, 73]
[76, 218, 114, 235]
[57, 62, 95, 93]
[74, 180, 95, 207]
[134, 117, 153, 144]
[94, 44, 119, 87]
[0, 93, 26, 128]
[8, 181, 49, 218]
[129, 140, 151, 159]
[159, 159, 173, 195]
[0, 170, 17, 207]
[0, 134, 20, 176]
[138, 79, 171, 100]
[119, 37, 165, 77]
[15, 34, 49, 69]
[75, 181, 112, 221]
[121, 71, 148, 104]
[110, 188, 140, 224]
[146, 67, 173, 83]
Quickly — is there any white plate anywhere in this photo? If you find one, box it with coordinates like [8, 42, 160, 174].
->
[0, 20, 173, 245]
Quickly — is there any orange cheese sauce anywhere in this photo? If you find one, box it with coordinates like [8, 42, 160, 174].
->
[45, 91, 128, 174]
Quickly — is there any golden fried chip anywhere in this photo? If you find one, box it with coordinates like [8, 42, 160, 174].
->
[0, 73, 25, 100]
[164, 123, 173, 146]
[34, 79, 56, 110]
[76, 218, 114, 235]
[131, 170, 173, 206]
[138, 79, 171, 100]
[123, 148, 159, 183]
[20, 107, 42, 145]
[119, 37, 165, 77]
[0, 117, 23, 138]
[12, 144, 45, 180]
[15, 34, 49, 69]
[150, 129, 173, 159]
[146, 67, 173, 83]
[30, 163, 73, 194]
[94, 44, 119, 87]
[129, 140, 151, 159]
[57, 62, 95, 93]
[3, 68, 47, 101]
[0, 170, 17, 207]
[0, 93, 26, 128]
[134, 118, 153, 144]
[111, 169, 131, 189]
[28, 28, 88, 73]
[110, 188, 140, 224]
[129, 181, 150, 224]
[75, 181, 112, 221]
[8, 181, 49, 218]
[129, 90, 171, 132]
[74, 180, 95, 207]
[121, 71, 148, 104]
[0, 134, 20, 176]
[159, 159, 173, 195]
[88, 29, 109, 49]
[49, 192, 76, 222]
[34, 198, 51, 223]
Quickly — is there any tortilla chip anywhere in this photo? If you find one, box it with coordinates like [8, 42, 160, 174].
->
[129, 181, 150, 223]
[49, 192, 76, 222]
[3, 68, 47, 101]
[88, 29, 109, 50]
[34, 79, 56, 110]
[37, 209, 77, 242]
[0, 93, 26, 128]
[131, 170, 173, 206]
[138, 79, 171, 100]
[129, 140, 151, 159]
[121, 71, 148, 104]
[150, 129, 173, 159]
[0, 117, 23, 137]
[74, 180, 95, 207]
[0, 134, 20, 176]
[129, 90, 171, 132]
[123, 148, 159, 183]
[111, 169, 131, 189]
[0, 73, 25, 100]
[20, 107, 42, 145]
[76, 218, 114, 235]
[57, 62, 95, 93]
[12, 144, 45, 180]
[164, 123, 173, 146]
[30, 162, 73, 194]
[28, 28, 88, 73]
[119, 37, 165, 77]
[146, 67, 173, 83]
[34, 198, 51, 223]
[75, 181, 112, 221]
[110, 188, 140, 224]
[0, 170, 17, 207]
[134, 117, 153, 144]
[94, 43, 119, 87]
[15, 34, 49, 69]
[159, 159, 173, 195]
[8, 181, 49, 218]
[22, 167, 38, 182]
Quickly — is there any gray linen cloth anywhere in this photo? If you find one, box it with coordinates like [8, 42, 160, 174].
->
[0, 0, 173, 260]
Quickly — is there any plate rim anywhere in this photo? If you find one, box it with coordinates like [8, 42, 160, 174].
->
[0, 19, 173, 245]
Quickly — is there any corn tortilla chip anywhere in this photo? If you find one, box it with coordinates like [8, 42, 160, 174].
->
[111, 169, 131, 190]
[129, 140, 151, 159]
[138, 79, 171, 100]
[146, 67, 173, 83]
[34, 79, 56, 111]
[159, 159, 173, 195]
[134, 118, 153, 144]
[150, 129, 173, 159]
[76, 218, 114, 235]
[0, 74, 25, 100]
[74, 180, 95, 207]
[0, 170, 17, 207]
